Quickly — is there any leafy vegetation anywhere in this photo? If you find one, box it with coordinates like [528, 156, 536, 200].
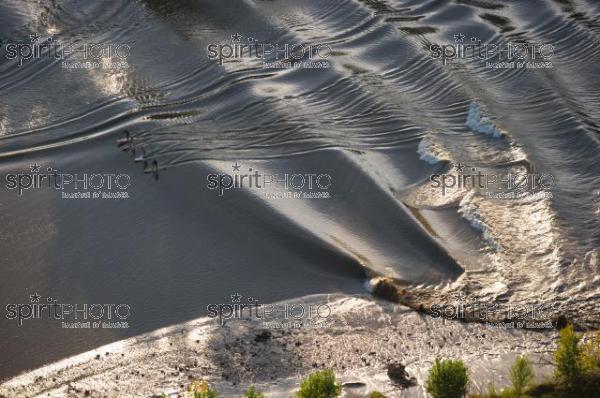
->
[295, 369, 342, 398]
[188, 380, 220, 398]
[470, 325, 600, 398]
[158, 325, 600, 398]
[510, 355, 534, 396]
[243, 385, 265, 398]
[425, 358, 469, 398]
[554, 325, 582, 391]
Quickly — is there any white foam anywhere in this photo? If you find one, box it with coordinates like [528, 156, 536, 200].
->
[466, 102, 503, 138]
[458, 193, 499, 251]
[363, 278, 375, 292]
[417, 136, 441, 164]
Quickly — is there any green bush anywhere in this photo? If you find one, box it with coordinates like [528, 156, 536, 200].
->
[499, 390, 516, 398]
[581, 331, 600, 372]
[243, 385, 264, 398]
[369, 391, 386, 398]
[194, 389, 219, 398]
[485, 382, 499, 398]
[425, 358, 469, 398]
[554, 325, 582, 390]
[188, 380, 220, 398]
[525, 380, 557, 397]
[510, 355, 534, 396]
[296, 369, 341, 398]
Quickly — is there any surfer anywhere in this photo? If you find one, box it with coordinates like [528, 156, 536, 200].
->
[117, 130, 133, 150]
[143, 159, 159, 180]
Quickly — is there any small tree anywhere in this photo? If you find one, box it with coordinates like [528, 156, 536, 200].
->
[425, 358, 469, 398]
[296, 369, 341, 398]
[554, 325, 582, 390]
[510, 355, 534, 396]
[369, 391, 386, 398]
[243, 385, 264, 398]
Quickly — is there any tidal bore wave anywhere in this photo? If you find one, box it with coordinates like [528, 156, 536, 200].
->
[0, 0, 599, 382]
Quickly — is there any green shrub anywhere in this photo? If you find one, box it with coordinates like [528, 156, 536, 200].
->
[243, 385, 264, 398]
[580, 371, 600, 397]
[487, 383, 499, 398]
[296, 369, 341, 398]
[188, 380, 220, 398]
[194, 389, 219, 398]
[510, 355, 534, 396]
[425, 358, 469, 398]
[369, 391, 386, 398]
[524, 380, 558, 397]
[554, 325, 582, 390]
[581, 331, 600, 372]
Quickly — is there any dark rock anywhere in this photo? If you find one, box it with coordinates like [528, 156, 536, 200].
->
[342, 381, 366, 389]
[554, 315, 568, 330]
[387, 362, 417, 388]
[372, 278, 400, 302]
[254, 331, 272, 343]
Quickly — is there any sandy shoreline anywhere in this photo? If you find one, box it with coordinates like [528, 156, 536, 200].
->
[0, 294, 558, 398]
